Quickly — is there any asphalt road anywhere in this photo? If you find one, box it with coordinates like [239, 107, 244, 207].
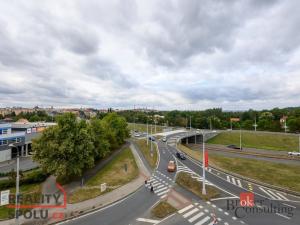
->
[58, 131, 300, 225]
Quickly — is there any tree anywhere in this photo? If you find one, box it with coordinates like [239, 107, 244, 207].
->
[32, 113, 94, 179]
[101, 113, 129, 146]
[287, 118, 300, 133]
[89, 118, 110, 159]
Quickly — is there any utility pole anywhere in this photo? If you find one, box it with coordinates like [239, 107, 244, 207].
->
[190, 116, 192, 131]
[299, 134, 300, 153]
[150, 124, 153, 157]
[240, 123, 242, 150]
[10, 144, 20, 225]
[284, 121, 288, 133]
[147, 120, 149, 146]
[210, 118, 212, 130]
[254, 117, 257, 132]
[202, 131, 206, 195]
[133, 105, 136, 132]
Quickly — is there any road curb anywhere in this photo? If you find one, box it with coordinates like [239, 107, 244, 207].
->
[50, 183, 145, 225]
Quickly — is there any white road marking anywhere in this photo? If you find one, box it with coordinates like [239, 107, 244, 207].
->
[194, 216, 210, 225]
[231, 177, 237, 186]
[188, 212, 204, 222]
[259, 187, 282, 200]
[276, 213, 291, 220]
[226, 175, 230, 182]
[157, 190, 169, 196]
[183, 208, 199, 218]
[178, 204, 194, 214]
[282, 203, 296, 208]
[276, 192, 289, 201]
[136, 218, 160, 224]
[236, 179, 242, 188]
[154, 186, 168, 193]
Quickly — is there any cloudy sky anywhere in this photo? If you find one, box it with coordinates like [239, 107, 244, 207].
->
[0, 0, 300, 110]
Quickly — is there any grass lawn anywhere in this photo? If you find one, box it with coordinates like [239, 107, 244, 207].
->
[134, 139, 158, 169]
[128, 123, 164, 133]
[0, 183, 42, 220]
[176, 172, 220, 201]
[208, 131, 299, 151]
[151, 201, 176, 218]
[179, 145, 300, 193]
[68, 147, 139, 203]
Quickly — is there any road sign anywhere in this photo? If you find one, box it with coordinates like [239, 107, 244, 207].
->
[0, 190, 10, 206]
[204, 151, 208, 168]
[100, 183, 107, 192]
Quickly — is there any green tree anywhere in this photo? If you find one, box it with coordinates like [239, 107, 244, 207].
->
[102, 113, 129, 146]
[287, 118, 300, 133]
[32, 113, 94, 179]
[89, 118, 110, 159]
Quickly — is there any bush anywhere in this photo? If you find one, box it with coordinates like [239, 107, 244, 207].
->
[0, 169, 49, 190]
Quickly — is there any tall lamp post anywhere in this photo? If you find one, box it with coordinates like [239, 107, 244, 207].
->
[239, 123, 242, 150]
[202, 130, 206, 195]
[146, 119, 149, 146]
[9, 144, 20, 225]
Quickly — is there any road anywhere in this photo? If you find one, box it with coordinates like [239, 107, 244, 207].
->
[58, 131, 300, 225]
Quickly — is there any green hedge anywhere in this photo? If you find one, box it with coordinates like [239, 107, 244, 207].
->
[0, 169, 49, 190]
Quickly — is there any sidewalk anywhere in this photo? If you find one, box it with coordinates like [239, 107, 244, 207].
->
[0, 142, 151, 225]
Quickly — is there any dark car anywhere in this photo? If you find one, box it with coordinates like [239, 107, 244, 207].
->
[227, 144, 242, 150]
[176, 152, 186, 160]
[149, 136, 155, 141]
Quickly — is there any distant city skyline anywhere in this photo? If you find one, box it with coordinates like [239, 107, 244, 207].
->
[1, 1, 300, 110]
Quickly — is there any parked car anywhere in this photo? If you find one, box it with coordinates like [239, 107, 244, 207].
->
[288, 152, 300, 156]
[167, 161, 176, 172]
[162, 137, 167, 142]
[134, 133, 141, 137]
[227, 144, 242, 150]
[176, 152, 186, 160]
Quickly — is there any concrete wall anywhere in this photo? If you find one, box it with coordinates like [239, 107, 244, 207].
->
[180, 132, 218, 144]
[0, 149, 11, 162]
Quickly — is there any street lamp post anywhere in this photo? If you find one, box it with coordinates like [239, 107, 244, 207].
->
[202, 130, 206, 195]
[254, 117, 257, 132]
[9, 144, 20, 225]
[147, 120, 149, 146]
[299, 134, 300, 153]
[150, 124, 153, 157]
[240, 123, 242, 150]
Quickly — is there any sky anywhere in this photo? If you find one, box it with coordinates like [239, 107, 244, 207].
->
[0, 0, 300, 110]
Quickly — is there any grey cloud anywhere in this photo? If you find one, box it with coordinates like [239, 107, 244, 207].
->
[84, 57, 137, 89]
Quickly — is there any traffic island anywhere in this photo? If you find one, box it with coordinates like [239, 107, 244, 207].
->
[176, 172, 220, 201]
[151, 201, 176, 219]
[134, 139, 158, 169]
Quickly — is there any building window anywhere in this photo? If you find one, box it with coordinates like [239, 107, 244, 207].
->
[1, 129, 8, 134]
[0, 140, 8, 146]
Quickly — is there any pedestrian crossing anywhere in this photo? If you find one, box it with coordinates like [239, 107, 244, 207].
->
[178, 165, 213, 185]
[226, 175, 243, 188]
[258, 187, 289, 201]
[178, 203, 227, 225]
[145, 172, 173, 199]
